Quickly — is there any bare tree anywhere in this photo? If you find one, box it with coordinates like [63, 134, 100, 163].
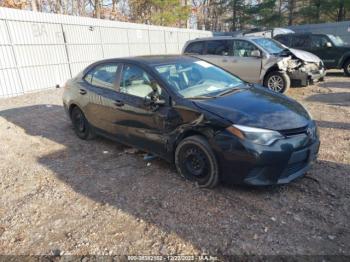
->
[31, 0, 38, 11]
[94, 0, 101, 18]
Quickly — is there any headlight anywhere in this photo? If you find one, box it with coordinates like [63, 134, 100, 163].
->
[226, 124, 284, 146]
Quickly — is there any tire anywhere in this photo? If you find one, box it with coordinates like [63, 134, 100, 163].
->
[71, 107, 95, 140]
[343, 59, 350, 76]
[263, 71, 290, 93]
[175, 135, 219, 188]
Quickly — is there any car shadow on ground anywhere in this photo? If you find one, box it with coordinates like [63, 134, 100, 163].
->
[318, 81, 350, 89]
[1, 104, 349, 254]
[306, 92, 350, 106]
[325, 72, 345, 77]
[316, 120, 350, 131]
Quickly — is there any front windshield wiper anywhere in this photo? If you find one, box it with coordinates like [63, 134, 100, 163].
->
[186, 95, 213, 100]
[217, 87, 240, 97]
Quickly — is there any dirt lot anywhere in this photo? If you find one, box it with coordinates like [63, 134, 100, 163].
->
[0, 71, 349, 257]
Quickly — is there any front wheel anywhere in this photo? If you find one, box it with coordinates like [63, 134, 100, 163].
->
[175, 135, 219, 188]
[343, 60, 350, 76]
[263, 71, 290, 93]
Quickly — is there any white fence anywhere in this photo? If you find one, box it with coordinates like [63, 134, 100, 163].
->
[0, 7, 212, 98]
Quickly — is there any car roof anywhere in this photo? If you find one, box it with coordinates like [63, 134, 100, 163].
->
[89, 55, 199, 67]
[187, 36, 262, 42]
[276, 32, 326, 36]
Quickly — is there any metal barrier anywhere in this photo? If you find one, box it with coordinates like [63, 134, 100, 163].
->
[0, 7, 212, 98]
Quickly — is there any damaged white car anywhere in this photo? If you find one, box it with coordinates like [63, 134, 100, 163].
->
[182, 36, 326, 93]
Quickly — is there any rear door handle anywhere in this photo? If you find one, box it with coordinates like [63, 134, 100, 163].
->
[114, 100, 124, 107]
[79, 89, 87, 95]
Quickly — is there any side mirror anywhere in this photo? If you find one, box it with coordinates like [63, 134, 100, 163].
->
[326, 42, 332, 48]
[154, 99, 166, 105]
[144, 95, 166, 111]
[251, 50, 261, 58]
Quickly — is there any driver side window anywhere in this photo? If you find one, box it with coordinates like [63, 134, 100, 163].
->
[120, 64, 161, 98]
[310, 35, 329, 48]
[232, 40, 258, 57]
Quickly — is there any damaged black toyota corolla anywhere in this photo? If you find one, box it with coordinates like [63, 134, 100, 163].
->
[63, 55, 320, 188]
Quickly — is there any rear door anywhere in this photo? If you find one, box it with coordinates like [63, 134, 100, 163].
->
[81, 62, 127, 140]
[290, 34, 311, 51]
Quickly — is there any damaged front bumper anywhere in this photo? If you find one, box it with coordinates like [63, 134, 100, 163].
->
[210, 123, 320, 186]
[289, 62, 326, 87]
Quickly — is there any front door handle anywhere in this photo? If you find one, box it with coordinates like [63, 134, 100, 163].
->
[79, 89, 87, 95]
[114, 100, 124, 107]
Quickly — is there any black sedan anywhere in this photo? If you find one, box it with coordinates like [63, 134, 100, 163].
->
[62, 55, 320, 188]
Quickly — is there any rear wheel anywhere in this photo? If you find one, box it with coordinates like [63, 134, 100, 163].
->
[264, 71, 290, 93]
[343, 59, 350, 76]
[71, 107, 95, 140]
[175, 135, 219, 188]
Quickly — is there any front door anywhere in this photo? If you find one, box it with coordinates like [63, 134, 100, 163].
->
[225, 40, 262, 83]
[114, 63, 171, 156]
[309, 35, 339, 68]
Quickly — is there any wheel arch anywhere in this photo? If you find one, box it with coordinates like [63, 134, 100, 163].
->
[341, 55, 350, 68]
[174, 129, 208, 150]
[68, 103, 79, 118]
[263, 64, 281, 83]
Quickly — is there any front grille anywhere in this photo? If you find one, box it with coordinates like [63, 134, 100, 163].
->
[279, 125, 308, 137]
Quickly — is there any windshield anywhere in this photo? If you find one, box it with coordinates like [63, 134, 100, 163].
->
[153, 60, 244, 99]
[328, 34, 346, 46]
[252, 38, 285, 54]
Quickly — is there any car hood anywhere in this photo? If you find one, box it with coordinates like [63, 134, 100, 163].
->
[193, 86, 310, 131]
[289, 48, 321, 63]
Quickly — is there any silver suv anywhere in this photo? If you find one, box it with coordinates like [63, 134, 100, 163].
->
[182, 36, 326, 93]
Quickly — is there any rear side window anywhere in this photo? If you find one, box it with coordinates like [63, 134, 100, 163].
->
[290, 35, 310, 48]
[275, 35, 290, 46]
[84, 63, 119, 90]
[206, 40, 230, 55]
[184, 41, 204, 54]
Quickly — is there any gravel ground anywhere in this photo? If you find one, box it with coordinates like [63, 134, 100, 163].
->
[0, 71, 349, 256]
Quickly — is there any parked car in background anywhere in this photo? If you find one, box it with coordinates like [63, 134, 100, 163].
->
[274, 33, 350, 76]
[182, 36, 325, 93]
[243, 27, 295, 38]
[63, 55, 320, 188]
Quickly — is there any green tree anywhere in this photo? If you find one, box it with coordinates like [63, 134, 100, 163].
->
[244, 0, 282, 28]
[129, 0, 190, 26]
